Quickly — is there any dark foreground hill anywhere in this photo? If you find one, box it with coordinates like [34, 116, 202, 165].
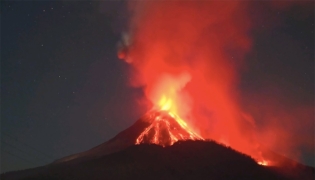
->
[1, 140, 314, 180]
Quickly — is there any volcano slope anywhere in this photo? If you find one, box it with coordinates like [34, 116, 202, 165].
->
[1, 140, 314, 180]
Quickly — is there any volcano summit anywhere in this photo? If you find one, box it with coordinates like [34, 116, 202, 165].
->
[135, 110, 203, 146]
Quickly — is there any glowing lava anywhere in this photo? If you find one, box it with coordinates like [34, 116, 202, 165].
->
[258, 160, 269, 166]
[136, 96, 203, 146]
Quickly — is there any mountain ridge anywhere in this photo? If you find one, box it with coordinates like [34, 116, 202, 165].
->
[2, 140, 314, 180]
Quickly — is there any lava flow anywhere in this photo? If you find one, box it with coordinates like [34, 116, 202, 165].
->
[136, 96, 203, 146]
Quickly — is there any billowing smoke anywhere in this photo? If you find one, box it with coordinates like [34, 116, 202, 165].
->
[117, 0, 313, 165]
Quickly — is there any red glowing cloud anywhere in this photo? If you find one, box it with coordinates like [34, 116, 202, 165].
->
[117, 1, 312, 165]
[119, 0, 258, 157]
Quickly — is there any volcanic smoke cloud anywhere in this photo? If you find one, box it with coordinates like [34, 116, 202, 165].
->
[117, 1, 308, 164]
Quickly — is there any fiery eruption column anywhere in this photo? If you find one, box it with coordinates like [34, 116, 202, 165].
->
[119, 1, 269, 164]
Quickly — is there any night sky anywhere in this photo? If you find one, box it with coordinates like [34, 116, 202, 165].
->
[1, 1, 314, 173]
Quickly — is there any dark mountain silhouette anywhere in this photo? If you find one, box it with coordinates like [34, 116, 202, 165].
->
[1, 111, 314, 180]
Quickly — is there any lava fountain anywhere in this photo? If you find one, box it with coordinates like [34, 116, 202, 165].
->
[135, 73, 204, 146]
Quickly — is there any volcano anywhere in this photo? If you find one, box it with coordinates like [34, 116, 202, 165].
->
[1, 112, 314, 180]
[53, 110, 203, 163]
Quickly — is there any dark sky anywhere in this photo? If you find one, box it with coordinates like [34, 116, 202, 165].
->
[1, 1, 314, 173]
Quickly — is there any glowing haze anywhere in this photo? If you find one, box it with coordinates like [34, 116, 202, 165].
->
[118, 1, 269, 164]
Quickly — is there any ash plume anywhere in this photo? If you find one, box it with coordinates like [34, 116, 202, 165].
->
[117, 0, 314, 165]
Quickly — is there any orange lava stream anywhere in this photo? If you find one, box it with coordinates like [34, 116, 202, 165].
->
[135, 111, 203, 146]
[135, 95, 203, 146]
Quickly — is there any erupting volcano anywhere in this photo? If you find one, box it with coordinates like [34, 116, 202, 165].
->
[3, 77, 314, 180]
